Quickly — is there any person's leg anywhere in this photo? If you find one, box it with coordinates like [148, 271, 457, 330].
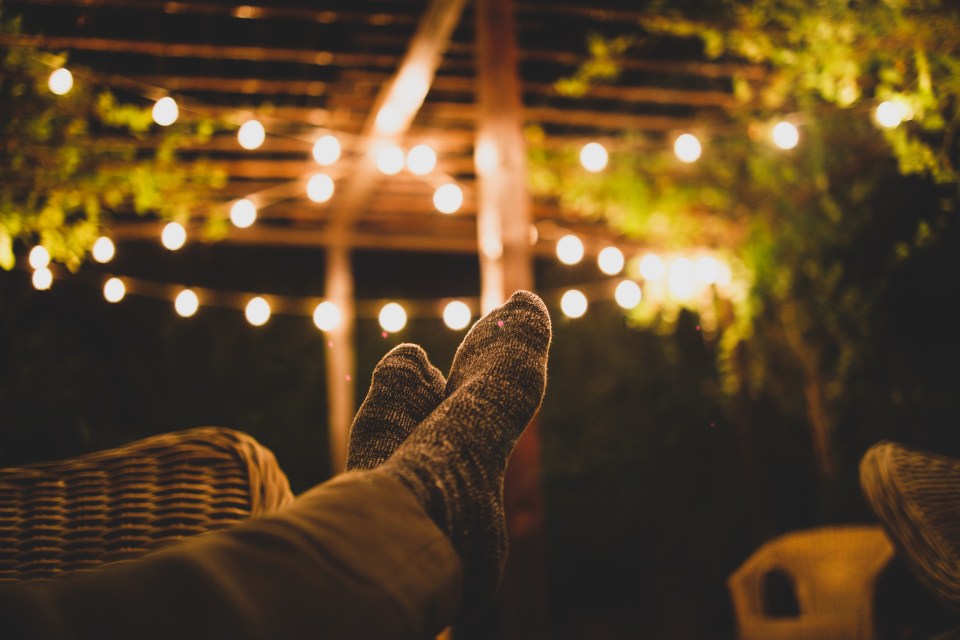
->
[383, 290, 552, 620]
[0, 471, 462, 640]
[0, 290, 551, 638]
[0, 345, 458, 640]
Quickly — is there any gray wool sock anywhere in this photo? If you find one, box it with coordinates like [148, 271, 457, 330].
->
[381, 290, 552, 618]
[345, 343, 446, 471]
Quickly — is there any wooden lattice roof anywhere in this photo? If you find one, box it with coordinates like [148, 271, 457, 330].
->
[5, 0, 747, 257]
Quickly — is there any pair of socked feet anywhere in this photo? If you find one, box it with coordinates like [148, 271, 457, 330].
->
[340, 290, 551, 619]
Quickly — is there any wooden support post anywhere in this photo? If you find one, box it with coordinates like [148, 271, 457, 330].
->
[474, 0, 533, 314]
[323, 245, 355, 473]
[472, 0, 546, 638]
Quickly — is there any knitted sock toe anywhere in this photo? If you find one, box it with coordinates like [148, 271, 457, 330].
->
[346, 343, 446, 471]
[382, 291, 552, 618]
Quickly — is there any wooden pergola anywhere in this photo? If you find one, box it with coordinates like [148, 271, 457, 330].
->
[5, 0, 743, 634]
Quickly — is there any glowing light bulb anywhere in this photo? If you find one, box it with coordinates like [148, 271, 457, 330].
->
[312, 301, 341, 332]
[615, 280, 642, 309]
[307, 173, 335, 203]
[175, 289, 199, 317]
[556, 234, 584, 265]
[32, 267, 53, 290]
[639, 253, 666, 281]
[443, 300, 471, 330]
[29, 246, 50, 270]
[161, 222, 187, 251]
[152, 96, 179, 126]
[406, 144, 437, 175]
[245, 296, 271, 326]
[580, 142, 608, 172]
[668, 257, 698, 301]
[597, 246, 624, 275]
[375, 145, 405, 175]
[560, 289, 588, 318]
[876, 100, 910, 129]
[433, 184, 463, 214]
[772, 121, 799, 150]
[695, 255, 722, 285]
[230, 199, 257, 228]
[92, 236, 115, 263]
[379, 302, 407, 333]
[48, 68, 73, 95]
[674, 133, 702, 163]
[312, 134, 341, 165]
[103, 277, 125, 303]
[238, 119, 265, 149]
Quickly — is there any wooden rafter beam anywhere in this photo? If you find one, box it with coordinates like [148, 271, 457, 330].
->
[0, 34, 400, 69]
[4, 0, 420, 26]
[111, 71, 735, 108]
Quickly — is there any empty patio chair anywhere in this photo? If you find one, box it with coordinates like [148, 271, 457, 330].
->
[728, 525, 894, 640]
[0, 426, 294, 581]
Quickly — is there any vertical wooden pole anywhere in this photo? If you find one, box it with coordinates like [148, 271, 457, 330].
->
[324, 245, 355, 473]
[473, 0, 546, 638]
[475, 0, 533, 314]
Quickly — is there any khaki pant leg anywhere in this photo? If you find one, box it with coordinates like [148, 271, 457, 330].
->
[0, 471, 462, 640]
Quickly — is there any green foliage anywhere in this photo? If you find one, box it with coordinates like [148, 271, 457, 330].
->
[529, 1, 960, 477]
[0, 10, 226, 271]
[553, 34, 636, 98]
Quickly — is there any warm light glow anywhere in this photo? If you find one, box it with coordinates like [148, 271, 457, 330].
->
[312, 301, 341, 332]
[375, 145, 405, 175]
[639, 253, 666, 281]
[48, 68, 73, 95]
[161, 222, 187, 251]
[152, 96, 179, 126]
[695, 255, 722, 285]
[238, 119, 266, 149]
[668, 257, 698, 300]
[245, 296, 271, 326]
[615, 280, 643, 309]
[307, 173, 335, 203]
[103, 277, 125, 303]
[406, 144, 437, 175]
[175, 289, 199, 317]
[480, 224, 503, 260]
[230, 199, 257, 228]
[374, 105, 404, 135]
[443, 300, 471, 330]
[433, 184, 463, 214]
[674, 133, 702, 163]
[379, 302, 407, 333]
[29, 246, 50, 270]
[597, 246, 624, 275]
[876, 100, 910, 129]
[32, 267, 53, 290]
[580, 142, 609, 172]
[772, 121, 799, 150]
[716, 260, 733, 287]
[560, 289, 588, 318]
[556, 234, 585, 265]
[475, 138, 498, 174]
[92, 236, 115, 263]
[312, 135, 341, 166]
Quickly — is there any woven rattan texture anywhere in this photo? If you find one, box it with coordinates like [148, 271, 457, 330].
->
[861, 440, 960, 611]
[0, 427, 294, 581]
